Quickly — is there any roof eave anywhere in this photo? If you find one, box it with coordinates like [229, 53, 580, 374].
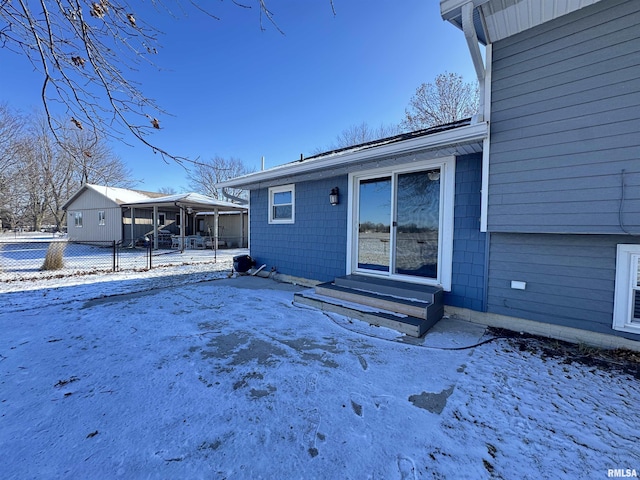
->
[441, 0, 489, 45]
[218, 122, 488, 189]
[440, 0, 489, 20]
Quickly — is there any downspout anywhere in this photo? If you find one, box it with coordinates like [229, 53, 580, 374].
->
[221, 188, 248, 206]
[462, 2, 485, 123]
[480, 46, 492, 233]
[462, 1, 490, 233]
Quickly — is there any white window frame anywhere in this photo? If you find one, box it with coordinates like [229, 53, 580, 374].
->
[346, 156, 455, 290]
[74, 211, 83, 228]
[268, 184, 295, 224]
[613, 244, 640, 334]
[98, 210, 105, 226]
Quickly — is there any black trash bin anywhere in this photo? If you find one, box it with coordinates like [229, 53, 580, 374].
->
[233, 255, 254, 273]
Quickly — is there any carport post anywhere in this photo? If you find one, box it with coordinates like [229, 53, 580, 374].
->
[180, 207, 185, 252]
[242, 210, 246, 248]
[214, 208, 219, 262]
[130, 207, 135, 247]
[153, 205, 158, 250]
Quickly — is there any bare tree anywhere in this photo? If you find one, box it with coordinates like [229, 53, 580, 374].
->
[1, 111, 132, 231]
[314, 122, 401, 154]
[0, 1, 336, 164]
[401, 72, 479, 131]
[187, 156, 253, 202]
[12, 130, 55, 231]
[0, 104, 25, 229]
[57, 127, 134, 188]
[0, 104, 24, 171]
[158, 186, 178, 195]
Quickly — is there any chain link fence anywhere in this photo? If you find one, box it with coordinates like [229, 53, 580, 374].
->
[0, 237, 245, 281]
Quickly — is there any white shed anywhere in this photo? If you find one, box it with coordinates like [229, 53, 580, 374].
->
[62, 184, 162, 243]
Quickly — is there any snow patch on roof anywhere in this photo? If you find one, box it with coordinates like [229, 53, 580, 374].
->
[84, 184, 160, 205]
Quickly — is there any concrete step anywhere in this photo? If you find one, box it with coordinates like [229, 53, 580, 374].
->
[293, 290, 437, 338]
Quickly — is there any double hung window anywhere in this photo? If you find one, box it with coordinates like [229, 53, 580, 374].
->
[269, 184, 295, 224]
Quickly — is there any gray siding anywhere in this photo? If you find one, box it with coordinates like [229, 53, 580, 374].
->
[488, 0, 640, 234]
[66, 189, 122, 242]
[487, 233, 639, 340]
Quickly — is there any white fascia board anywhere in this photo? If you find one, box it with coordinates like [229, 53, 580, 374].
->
[217, 122, 488, 189]
[440, 0, 489, 20]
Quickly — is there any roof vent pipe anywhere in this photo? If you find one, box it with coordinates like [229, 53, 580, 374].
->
[462, 2, 485, 123]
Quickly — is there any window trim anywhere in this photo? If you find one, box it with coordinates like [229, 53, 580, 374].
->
[98, 210, 105, 226]
[613, 244, 640, 334]
[268, 184, 295, 224]
[74, 211, 83, 228]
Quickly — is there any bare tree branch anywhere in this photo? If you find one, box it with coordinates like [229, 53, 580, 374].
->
[401, 72, 479, 130]
[186, 156, 253, 201]
[314, 121, 401, 154]
[0, 0, 289, 164]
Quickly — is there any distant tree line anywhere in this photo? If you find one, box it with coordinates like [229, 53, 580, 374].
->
[0, 104, 131, 232]
[359, 222, 438, 235]
[359, 222, 390, 234]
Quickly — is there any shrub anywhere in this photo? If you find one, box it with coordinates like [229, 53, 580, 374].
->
[42, 242, 66, 270]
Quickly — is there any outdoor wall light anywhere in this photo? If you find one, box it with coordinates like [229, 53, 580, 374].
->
[330, 187, 339, 206]
[186, 207, 193, 215]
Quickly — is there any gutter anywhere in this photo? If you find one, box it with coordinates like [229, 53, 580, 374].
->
[217, 122, 488, 189]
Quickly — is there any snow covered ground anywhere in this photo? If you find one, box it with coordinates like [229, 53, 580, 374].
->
[0, 231, 247, 281]
[0, 261, 638, 479]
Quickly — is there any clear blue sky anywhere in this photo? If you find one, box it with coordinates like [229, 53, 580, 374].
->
[0, 0, 476, 192]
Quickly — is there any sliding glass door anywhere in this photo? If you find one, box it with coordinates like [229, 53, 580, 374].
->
[394, 169, 440, 279]
[357, 177, 392, 272]
[353, 161, 451, 286]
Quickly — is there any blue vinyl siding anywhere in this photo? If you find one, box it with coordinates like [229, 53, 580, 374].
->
[446, 153, 487, 312]
[250, 155, 487, 311]
[250, 176, 349, 282]
[488, 0, 640, 234]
